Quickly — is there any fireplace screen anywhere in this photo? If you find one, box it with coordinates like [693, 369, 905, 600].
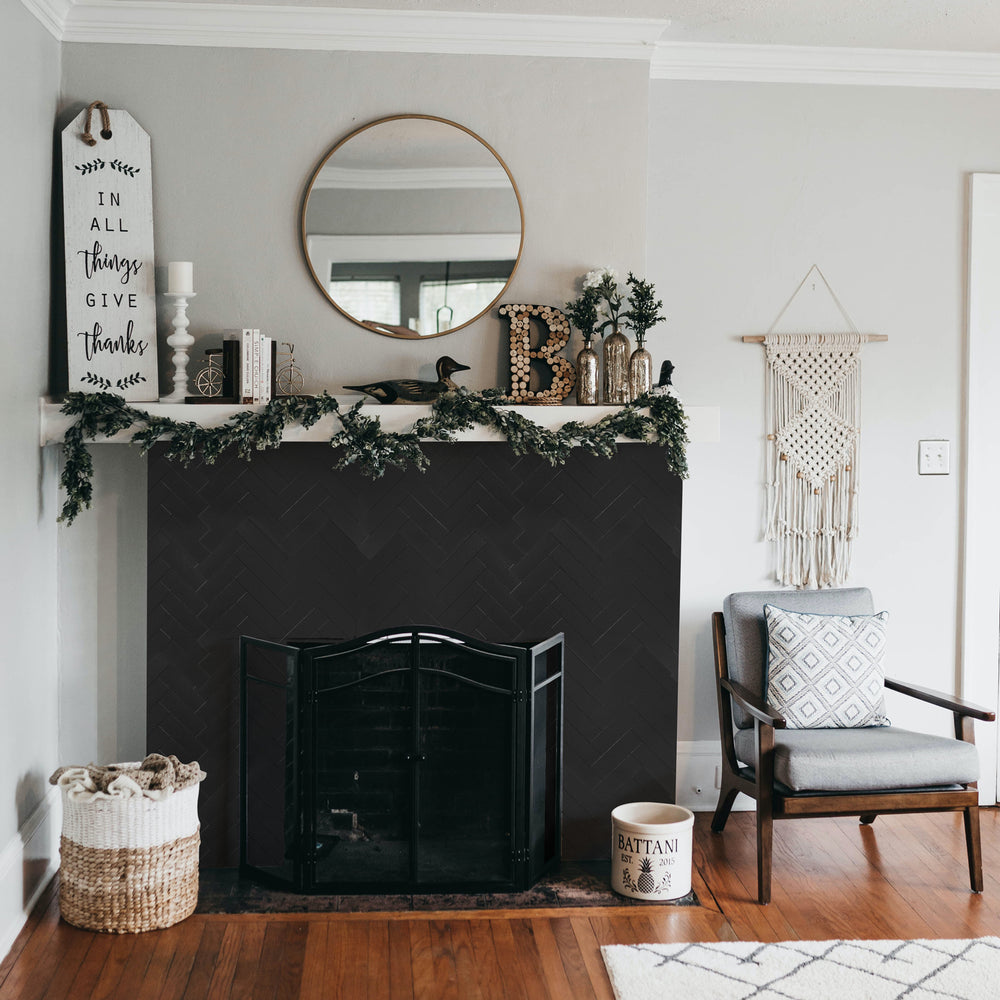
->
[240, 628, 563, 893]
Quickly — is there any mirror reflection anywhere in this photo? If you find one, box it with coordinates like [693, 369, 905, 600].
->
[301, 116, 524, 339]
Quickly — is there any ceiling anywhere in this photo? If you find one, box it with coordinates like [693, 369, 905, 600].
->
[85, 0, 1000, 53]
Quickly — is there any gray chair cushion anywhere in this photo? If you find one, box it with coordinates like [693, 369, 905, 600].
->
[723, 588, 875, 728]
[732, 726, 980, 793]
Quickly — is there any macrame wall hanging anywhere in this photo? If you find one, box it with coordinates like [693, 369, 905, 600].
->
[744, 267, 887, 589]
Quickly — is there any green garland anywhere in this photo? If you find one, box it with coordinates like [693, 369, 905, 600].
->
[56, 388, 689, 524]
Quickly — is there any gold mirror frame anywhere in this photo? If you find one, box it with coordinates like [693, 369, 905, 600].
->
[300, 115, 525, 340]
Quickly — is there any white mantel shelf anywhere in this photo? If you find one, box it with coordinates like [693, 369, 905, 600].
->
[39, 398, 720, 447]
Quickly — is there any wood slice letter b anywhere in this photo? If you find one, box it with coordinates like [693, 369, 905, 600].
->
[500, 303, 576, 404]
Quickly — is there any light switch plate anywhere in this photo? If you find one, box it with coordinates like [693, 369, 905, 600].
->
[918, 439, 950, 475]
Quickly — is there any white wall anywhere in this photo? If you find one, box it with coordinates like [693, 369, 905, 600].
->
[0, 0, 62, 960]
[648, 81, 1000, 802]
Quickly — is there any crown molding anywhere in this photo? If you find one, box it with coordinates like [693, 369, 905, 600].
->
[20, 0, 72, 39]
[47, 1, 668, 58]
[651, 41, 1000, 89]
[24, 0, 1000, 87]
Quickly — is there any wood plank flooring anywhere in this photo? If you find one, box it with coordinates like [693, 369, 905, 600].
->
[4, 809, 1000, 998]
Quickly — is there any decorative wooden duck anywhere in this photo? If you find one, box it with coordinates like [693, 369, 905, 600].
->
[344, 356, 471, 404]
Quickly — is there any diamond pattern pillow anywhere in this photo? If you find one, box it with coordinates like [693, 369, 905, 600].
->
[764, 604, 890, 729]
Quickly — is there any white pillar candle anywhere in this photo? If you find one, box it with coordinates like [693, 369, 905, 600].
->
[167, 261, 194, 295]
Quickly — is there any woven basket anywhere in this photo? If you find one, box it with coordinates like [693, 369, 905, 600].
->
[58, 781, 200, 933]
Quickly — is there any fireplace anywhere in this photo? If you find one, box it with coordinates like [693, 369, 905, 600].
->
[240, 628, 563, 892]
[147, 441, 682, 864]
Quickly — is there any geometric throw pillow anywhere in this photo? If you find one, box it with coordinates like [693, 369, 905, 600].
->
[764, 604, 890, 729]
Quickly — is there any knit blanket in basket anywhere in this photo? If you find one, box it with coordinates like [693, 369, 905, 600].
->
[49, 753, 206, 801]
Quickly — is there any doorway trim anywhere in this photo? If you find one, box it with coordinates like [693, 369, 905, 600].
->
[963, 173, 1000, 803]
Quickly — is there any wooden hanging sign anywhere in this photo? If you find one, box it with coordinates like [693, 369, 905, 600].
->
[61, 102, 158, 400]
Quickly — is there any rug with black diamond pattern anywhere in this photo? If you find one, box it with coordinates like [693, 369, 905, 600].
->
[601, 938, 1000, 1000]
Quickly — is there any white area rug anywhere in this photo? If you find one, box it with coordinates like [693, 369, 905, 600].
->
[601, 938, 1000, 1000]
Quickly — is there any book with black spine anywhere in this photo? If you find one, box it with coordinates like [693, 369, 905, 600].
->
[222, 335, 241, 400]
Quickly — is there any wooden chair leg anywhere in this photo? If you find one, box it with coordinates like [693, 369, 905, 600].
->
[859, 813, 877, 825]
[712, 781, 739, 833]
[755, 720, 775, 905]
[964, 804, 984, 892]
[756, 802, 773, 905]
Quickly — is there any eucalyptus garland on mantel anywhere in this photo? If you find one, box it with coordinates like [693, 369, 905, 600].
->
[55, 388, 689, 525]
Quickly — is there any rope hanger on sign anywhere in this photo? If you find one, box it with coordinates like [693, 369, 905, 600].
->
[80, 100, 112, 146]
[744, 266, 887, 588]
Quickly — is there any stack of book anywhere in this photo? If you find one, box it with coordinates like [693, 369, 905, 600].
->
[221, 329, 277, 404]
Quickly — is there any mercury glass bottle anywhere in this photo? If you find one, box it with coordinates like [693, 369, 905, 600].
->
[576, 337, 599, 404]
[603, 326, 630, 404]
[629, 332, 653, 400]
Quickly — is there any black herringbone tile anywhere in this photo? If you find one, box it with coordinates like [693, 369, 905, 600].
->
[148, 442, 681, 864]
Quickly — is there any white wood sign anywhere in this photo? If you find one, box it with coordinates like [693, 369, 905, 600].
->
[62, 107, 158, 400]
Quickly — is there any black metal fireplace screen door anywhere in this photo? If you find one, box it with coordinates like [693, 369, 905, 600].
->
[240, 627, 563, 893]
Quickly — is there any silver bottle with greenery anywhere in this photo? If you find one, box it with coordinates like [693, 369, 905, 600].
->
[582, 268, 631, 404]
[624, 272, 666, 401]
[565, 283, 601, 404]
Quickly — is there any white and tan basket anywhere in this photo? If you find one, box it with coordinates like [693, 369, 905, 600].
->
[58, 779, 201, 933]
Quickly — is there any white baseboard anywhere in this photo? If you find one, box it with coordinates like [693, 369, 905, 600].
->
[0, 787, 60, 964]
[675, 740, 754, 813]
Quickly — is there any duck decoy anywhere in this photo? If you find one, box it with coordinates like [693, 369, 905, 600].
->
[344, 356, 471, 404]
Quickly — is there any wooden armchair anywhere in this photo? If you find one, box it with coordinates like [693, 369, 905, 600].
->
[712, 588, 995, 905]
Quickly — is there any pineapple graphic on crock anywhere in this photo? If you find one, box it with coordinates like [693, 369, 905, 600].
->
[622, 856, 667, 896]
[636, 857, 656, 894]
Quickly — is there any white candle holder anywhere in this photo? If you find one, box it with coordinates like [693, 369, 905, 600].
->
[161, 291, 196, 403]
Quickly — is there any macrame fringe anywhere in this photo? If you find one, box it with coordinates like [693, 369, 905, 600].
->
[763, 333, 862, 588]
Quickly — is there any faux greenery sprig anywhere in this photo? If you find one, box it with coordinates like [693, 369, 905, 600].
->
[583, 267, 625, 334]
[566, 268, 668, 346]
[623, 271, 666, 343]
[55, 388, 689, 524]
[564, 285, 602, 343]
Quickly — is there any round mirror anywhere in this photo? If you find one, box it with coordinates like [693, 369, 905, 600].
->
[301, 115, 524, 339]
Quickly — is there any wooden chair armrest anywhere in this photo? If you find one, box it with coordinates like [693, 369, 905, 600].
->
[721, 678, 787, 729]
[884, 677, 996, 721]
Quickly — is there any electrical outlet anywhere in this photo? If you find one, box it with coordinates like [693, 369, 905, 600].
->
[918, 439, 950, 475]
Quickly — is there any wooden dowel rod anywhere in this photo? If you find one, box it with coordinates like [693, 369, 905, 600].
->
[742, 334, 888, 342]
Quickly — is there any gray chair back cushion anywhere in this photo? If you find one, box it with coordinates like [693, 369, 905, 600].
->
[723, 588, 875, 729]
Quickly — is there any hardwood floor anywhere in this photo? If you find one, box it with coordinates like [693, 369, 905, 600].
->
[3, 809, 1000, 998]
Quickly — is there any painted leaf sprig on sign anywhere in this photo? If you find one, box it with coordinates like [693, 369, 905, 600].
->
[61, 102, 158, 401]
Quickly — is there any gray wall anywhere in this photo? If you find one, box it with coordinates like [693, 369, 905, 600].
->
[0, 0, 61, 953]
[50, 40, 655, 850]
[60, 45, 650, 390]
